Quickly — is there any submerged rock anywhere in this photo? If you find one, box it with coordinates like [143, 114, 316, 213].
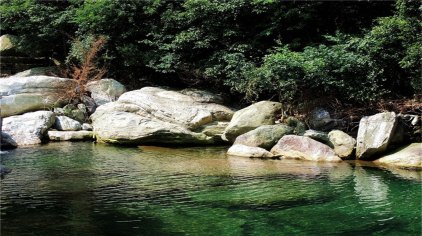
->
[356, 112, 400, 160]
[91, 87, 234, 145]
[86, 79, 126, 106]
[0, 76, 76, 117]
[271, 135, 341, 162]
[54, 116, 82, 131]
[328, 130, 356, 159]
[2, 111, 55, 146]
[0, 165, 11, 179]
[234, 124, 293, 150]
[222, 101, 282, 142]
[374, 143, 422, 169]
[227, 144, 274, 158]
[48, 130, 94, 141]
[1, 132, 17, 149]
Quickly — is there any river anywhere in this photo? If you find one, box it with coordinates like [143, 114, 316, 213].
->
[1, 142, 420, 235]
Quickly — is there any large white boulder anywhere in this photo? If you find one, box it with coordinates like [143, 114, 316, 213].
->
[91, 87, 234, 145]
[0, 76, 76, 117]
[233, 124, 293, 150]
[86, 79, 126, 106]
[375, 143, 422, 169]
[356, 112, 401, 160]
[222, 101, 282, 142]
[270, 135, 341, 162]
[2, 111, 55, 146]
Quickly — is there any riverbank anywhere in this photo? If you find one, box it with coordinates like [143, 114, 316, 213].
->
[0, 70, 421, 170]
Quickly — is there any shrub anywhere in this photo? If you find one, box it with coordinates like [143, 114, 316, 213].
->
[61, 36, 108, 102]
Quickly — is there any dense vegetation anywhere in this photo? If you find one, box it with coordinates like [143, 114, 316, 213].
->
[1, 0, 420, 105]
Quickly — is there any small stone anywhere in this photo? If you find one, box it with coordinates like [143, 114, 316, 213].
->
[328, 130, 356, 159]
[82, 123, 93, 131]
[48, 130, 94, 141]
[54, 116, 81, 131]
[227, 144, 274, 158]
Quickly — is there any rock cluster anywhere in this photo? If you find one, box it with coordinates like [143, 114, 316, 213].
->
[1, 69, 419, 169]
[91, 87, 233, 145]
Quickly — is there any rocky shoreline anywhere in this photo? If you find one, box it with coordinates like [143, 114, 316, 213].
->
[1, 71, 421, 169]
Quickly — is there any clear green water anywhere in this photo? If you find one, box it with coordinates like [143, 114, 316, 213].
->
[1, 142, 421, 236]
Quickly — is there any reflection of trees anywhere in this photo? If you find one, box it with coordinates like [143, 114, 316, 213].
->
[353, 166, 392, 216]
[1, 142, 99, 234]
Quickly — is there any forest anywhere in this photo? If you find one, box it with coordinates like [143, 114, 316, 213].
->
[1, 0, 421, 107]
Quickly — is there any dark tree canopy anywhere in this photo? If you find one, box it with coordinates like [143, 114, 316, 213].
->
[1, 0, 420, 104]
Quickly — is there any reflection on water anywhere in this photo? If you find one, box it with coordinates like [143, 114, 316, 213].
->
[354, 166, 392, 216]
[1, 142, 421, 235]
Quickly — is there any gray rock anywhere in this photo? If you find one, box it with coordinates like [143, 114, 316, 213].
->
[196, 121, 229, 143]
[2, 111, 55, 146]
[82, 123, 93, 131]
[1, 132, 17, 149]
[91, 87, 234, 145]
[222, 101, 282, 142]
[48, 130, 94, 141]
[328, 130, 356, 159]
[179, 88, 224, 104]
[0, 76, 76, 117]
[309, 108, 339, 131]
[61, 104, 87, 122]
[270, 135, 341, 162]
[375, 143, 421, 169]
[285, 117, 306, 135]
[303, 129, 331, 146]
[54, 116, 82, 131]
[356, 112, 400, 160]
[80, 95, 97, 114]
[234, 124, 293, 150]
[86, 79, 126, 106]
[10, 67, 59, 77]
[227, 144, 274, 158]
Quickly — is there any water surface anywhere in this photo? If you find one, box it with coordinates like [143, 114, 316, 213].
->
[1, 142, 421, 235]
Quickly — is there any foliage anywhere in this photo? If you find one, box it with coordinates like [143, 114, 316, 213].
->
[0, 0, 419, 105]
[0, 0, 73, 57]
